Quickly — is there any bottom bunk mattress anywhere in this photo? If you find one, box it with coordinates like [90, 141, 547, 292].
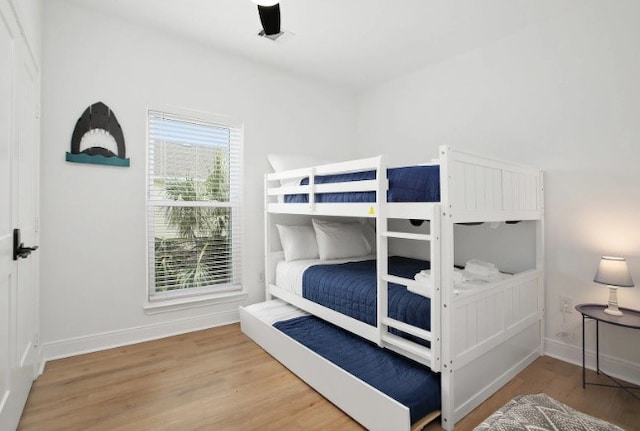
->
[300, 256, 432, 339]
[273, 314, 441, 425]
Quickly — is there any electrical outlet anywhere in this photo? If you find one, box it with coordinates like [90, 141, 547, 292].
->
[556, 329, 575, 341]
[559, 295, 572, 313]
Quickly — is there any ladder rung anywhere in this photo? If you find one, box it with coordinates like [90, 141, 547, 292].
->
[382, 231, 432, 241]
[382, 317, 432, 342]
[382, 333, 432, 359]
[381, 275, 433, 298]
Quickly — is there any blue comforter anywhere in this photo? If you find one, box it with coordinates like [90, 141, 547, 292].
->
[302, 256, 431, 344]
[274, 315, 441, 424]
[285, 165, 440, 203]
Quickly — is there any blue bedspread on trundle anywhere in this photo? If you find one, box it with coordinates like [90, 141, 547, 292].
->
[274, 315, 441, 424]
[302, 256, 431, 344]
[284, 165, 440, 203]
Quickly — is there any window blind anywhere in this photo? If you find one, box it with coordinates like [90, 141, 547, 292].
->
[147, 110, 242, 300]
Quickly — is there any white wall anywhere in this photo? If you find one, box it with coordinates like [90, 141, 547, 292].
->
[40, 0, 357, 358]
[356, 0, 640, 382]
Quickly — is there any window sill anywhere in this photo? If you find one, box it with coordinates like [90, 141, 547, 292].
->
[144, 290, 248, 315]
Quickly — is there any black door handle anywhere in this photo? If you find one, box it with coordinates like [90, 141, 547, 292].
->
[13, 228, 39, 261]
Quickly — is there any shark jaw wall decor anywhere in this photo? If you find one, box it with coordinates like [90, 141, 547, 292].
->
[66, 101, 130, 167]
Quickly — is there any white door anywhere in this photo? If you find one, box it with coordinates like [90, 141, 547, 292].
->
[0, 1, 41, 429]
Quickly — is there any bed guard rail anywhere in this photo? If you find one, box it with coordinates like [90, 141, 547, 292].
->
[266, 156, 386, 215]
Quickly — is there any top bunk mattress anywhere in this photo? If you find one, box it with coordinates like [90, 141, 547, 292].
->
[284, 165, 440, 203]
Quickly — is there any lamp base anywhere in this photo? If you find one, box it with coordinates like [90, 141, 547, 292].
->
[604, 307, 623, 316]
[605, 285, 624, 316]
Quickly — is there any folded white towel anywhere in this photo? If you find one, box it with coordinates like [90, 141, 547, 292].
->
[415, 268, 467, 285]
[414, 270, 432, 285]
[464, 259, 499, 277]
[411, 264, 507, 297]
[416, 269, 431, 278]
[452, 270, 465, 284]
[412, 270, 433, 297]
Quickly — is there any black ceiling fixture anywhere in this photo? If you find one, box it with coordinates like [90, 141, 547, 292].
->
[251, 0, 282, 37]
[257, 3, 280, 36]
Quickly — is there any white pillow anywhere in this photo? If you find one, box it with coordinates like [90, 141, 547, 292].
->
[362, 222, 376, 253]
[276, 224, 319, 262]
[312, 219, 372, 260]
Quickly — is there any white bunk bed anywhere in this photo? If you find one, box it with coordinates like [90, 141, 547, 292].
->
[240, 145, 544, 430]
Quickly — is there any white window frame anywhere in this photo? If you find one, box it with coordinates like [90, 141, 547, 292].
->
[145, 106, 246, 310]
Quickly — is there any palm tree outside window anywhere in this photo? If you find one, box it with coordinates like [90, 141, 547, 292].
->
[147, 109, 242, 301]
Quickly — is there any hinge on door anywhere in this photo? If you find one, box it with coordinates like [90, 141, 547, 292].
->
[35, 106, 41, 119]
[34, 333, 39, 347]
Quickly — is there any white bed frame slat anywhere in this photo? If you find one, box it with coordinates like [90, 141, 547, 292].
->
[382, 274, 432, 298]
[382, 332, 433, 362]
[382, 317, 433, 342]
[268, 284, 379, 342]
[268, 179, 379, 196]
[383, 231, 433, 241]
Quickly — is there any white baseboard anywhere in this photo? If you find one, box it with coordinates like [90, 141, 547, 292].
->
[544, 337, 640, 387]
[41, 309, 240, 362]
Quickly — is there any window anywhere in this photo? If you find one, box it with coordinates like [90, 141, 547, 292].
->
[147, 109, 242, 302]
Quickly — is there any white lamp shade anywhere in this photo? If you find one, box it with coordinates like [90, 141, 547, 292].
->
[594, 256, 634, 287]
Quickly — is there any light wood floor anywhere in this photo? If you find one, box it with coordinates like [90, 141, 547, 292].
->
[19, 324, 639, 431]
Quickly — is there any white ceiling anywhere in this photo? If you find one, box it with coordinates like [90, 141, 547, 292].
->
[66, 0, 577, 91]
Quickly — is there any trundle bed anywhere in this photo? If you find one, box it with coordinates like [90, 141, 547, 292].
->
[240, 146, 544, 430]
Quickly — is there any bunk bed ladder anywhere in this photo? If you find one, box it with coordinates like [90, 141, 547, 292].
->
[377, 206, 442, 371]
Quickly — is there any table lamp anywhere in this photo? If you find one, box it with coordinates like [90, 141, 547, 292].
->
[593, 256, 634, 316]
